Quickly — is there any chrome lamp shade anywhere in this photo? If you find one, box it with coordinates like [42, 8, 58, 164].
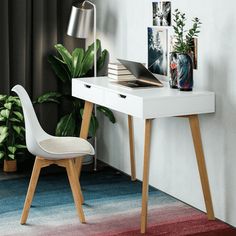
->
[67, 2, 93, 38]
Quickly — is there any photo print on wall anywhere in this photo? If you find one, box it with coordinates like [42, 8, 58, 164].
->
[153, 1, 171, 26]
[148, 27, 168, 76]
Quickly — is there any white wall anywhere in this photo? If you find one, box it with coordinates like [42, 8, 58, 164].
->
[93, 0, 236, 227]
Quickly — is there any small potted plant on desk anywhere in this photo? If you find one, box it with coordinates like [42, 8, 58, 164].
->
[0, 95, 26, 172]
[170, 9, 202, 91]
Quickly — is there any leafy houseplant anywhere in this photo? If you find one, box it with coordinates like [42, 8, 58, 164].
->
[0, 95, 26, 172]
[172, 9, 202, 54]
[35, 39, 116, 138]
[170, 9, 202, 91]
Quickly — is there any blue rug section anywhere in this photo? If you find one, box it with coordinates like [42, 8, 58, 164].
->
[0, 167, 177, 216]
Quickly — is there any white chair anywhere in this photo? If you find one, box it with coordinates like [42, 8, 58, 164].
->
[12, 85, 94, 225]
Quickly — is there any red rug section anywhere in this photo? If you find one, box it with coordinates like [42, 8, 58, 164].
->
[41, 204, 236, 236]
[114, 218, 236, 236]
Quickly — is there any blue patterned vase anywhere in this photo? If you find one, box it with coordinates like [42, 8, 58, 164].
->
[177, 53, 193, 91]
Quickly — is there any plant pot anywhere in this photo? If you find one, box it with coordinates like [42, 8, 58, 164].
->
[82, 137, 94, 165]
[3, 159, 17, 172]
[176, 53, 193, 91]
[169, 52, 178, 89]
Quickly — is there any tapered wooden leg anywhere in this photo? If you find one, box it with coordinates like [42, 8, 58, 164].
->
[20, 157, 42, 224]
[128, 115, 136, 181]
[76, 101, 94, 178]
[65, 159, 85, 223]
[72, 161, 84, 209]
[141, 119, 152, 234]
[189, 115, 215, 220]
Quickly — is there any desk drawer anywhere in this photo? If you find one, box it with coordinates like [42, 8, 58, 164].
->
[72, 81, 104, 105]
[104, 90, 143, 117]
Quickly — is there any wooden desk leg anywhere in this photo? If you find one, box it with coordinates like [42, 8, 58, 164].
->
[76, 101, 94, 178]
[141, 119, 152, 234]
[128, 115, 136, 181]
[189, 115, 215, 220]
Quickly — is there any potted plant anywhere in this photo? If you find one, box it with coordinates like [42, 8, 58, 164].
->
[0, 95, 26, 172]
[35, 39, 116, 164]
[170, 9, 202, 91]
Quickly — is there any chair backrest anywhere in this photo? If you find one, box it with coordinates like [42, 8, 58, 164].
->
[11, 85, 49, 155]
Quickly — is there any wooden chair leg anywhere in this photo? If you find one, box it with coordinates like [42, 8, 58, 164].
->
[73, 160, 84, 205]
[65, 159, 86, 223]
[189, 115, 215, 220]
[20, 156, 42, 224]
[128, 115, 136, 181]
[141, 119, 152, 234]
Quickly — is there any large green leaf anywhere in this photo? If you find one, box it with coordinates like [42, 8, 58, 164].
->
[90, 115, 99, 137]
[97, 106, 116, 123]
[0, 95, 7, 102]
[7, 96, 21, 107]
[72, 48, 84, 77]
[80, 39, 101, 76]
[0, 152, 4, 159]
[55, 113, 76, 136]
[0, 109, 10, 118]
[0, 133, 8, 143]
[0, 126, 8, 135]
[8, 154, 15, 160]
[10, 118, 21, 123]
[97, 49, 109, 74]
[35, 92, 62, 104]
[4, 102, 12, 110]
[48, 55, 71, 83]
[8, 146, 17, 154]
[54, 44, 73, 74]
[13, 111, 23, 121]
[13, 126, 21, 135]
[15, 144, 26, 149]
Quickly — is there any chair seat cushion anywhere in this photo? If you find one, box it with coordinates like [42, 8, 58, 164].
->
[39, 137, 95, 158]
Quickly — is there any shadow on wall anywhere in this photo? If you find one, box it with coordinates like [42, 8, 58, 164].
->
[206, 21, 236, 225]
[95, 0, 118, 41]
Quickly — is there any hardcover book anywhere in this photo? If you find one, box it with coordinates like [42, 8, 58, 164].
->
[108, 74, 136, 81]
[108, 63, 127, 70]
[108, 69, 132, 75]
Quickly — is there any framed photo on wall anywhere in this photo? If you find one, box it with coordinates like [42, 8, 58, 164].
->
[153, 2, 171, 26]
[148, 27, 168, 76]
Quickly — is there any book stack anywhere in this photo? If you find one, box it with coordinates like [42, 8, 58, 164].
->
[108, 63, 135, 81]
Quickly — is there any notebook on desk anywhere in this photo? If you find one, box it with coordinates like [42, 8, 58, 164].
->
[110, 59, 164, 89]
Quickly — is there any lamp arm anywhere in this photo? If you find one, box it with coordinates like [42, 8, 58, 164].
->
[84, 0, 97, 77]
[83, 0, 97, 171]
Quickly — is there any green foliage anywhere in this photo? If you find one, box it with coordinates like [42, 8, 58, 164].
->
[35, 39, 116, 137]
[55, 113, 76, 136]
[0, 96, 26, 160]
[172, 9, 202, 54]
[97, 106, 116, 124]
[48, 55, 71, 83]
[34, 92, 62, 104]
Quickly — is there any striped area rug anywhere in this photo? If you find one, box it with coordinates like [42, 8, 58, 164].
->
[0, 166, 235, 236]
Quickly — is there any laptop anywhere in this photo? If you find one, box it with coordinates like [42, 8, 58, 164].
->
[110, 59, 163, 89]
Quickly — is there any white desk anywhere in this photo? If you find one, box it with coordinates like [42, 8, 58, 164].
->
[72, 76, 215, 233]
